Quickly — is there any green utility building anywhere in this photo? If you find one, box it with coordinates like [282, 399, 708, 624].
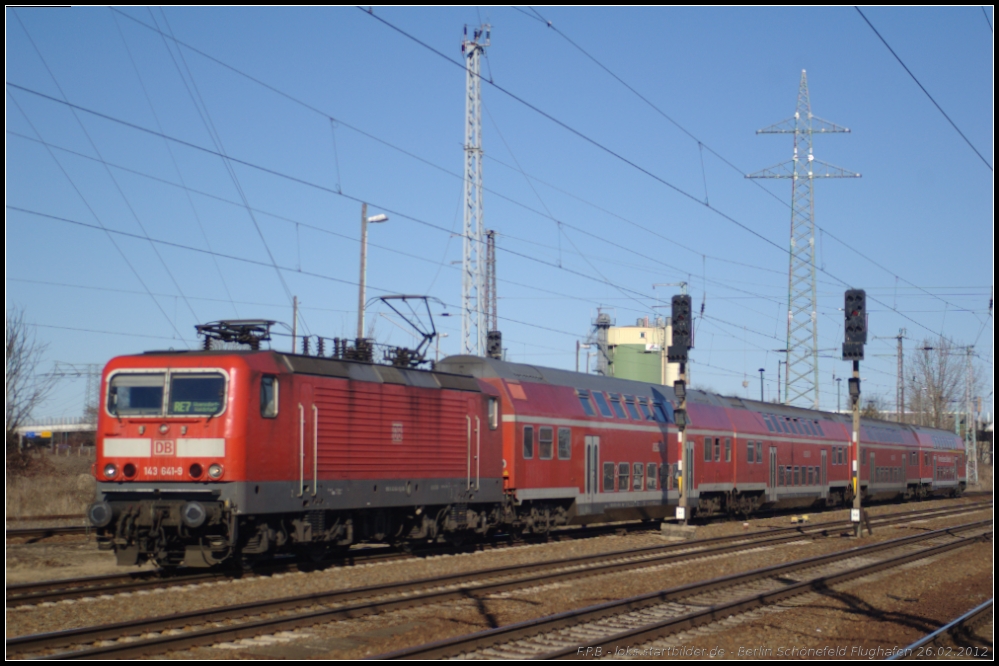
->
[606, 317, 679, 385]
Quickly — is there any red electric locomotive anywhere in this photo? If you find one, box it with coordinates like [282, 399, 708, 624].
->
[89, 326, 966, 568]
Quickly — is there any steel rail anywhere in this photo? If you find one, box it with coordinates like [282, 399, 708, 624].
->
[888, 598, 994, 660]
[376, 520, 992, 659]
[6, 500, 987, 609]
[9, 512, 988, 659]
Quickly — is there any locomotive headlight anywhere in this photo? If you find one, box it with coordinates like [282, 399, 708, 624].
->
[181, 501, 207, 528]
[208, 463, 224, 479]
[103, 463, 118, 479]
[88, 502, 113, 528]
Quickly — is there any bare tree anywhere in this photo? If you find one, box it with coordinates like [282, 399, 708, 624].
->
[861, 393, 892, 420]
[6, 307, 57, 465]
[905, 337, 980, 430]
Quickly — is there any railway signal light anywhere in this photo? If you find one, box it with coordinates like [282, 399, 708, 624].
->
[843, 289, 866, 361]
[669, 295, 692, 362]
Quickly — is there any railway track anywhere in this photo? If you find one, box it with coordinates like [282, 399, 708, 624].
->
[6, 525, 89, 540]
[379, 521, 992, 659]
[890, 599, 994, 660]
[6, 503, 989, 659]
[4, 519, 661, 608]
[6, 499, 986, 608]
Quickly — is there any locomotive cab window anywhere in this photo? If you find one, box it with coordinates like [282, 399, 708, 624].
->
[108, 372, 165, 416]
[260, 375, 278, 418]
[169, 373, 226, 415]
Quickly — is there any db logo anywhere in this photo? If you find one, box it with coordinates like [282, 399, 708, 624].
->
[153, 440, 176, 456]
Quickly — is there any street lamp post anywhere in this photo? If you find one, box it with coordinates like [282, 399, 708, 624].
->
[357, 203, 389, 340]
[576, 342, 592, 373]
[778, 360, 785, 404]
[758, 368, 765, 402]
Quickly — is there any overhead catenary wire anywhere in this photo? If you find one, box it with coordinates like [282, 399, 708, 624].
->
[107, 7, 976, 340]
[7, 78, 968, 350]
[855, 6, 993, 172]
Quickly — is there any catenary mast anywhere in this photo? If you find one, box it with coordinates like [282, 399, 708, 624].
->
[461, 24, 490, 356]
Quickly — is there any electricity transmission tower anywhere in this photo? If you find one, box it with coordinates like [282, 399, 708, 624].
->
[461, 24, 490, 356]
[749, 70, 860, 409]
[49, 362, 101, 417]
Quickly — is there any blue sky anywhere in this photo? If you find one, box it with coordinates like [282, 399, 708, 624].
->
[6, 6, 993, 419]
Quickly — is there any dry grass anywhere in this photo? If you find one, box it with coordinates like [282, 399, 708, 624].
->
[6, 451, 96, 518]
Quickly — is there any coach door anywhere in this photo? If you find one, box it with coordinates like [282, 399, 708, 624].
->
[584, 436, 600, 502]
[686, 438, 696, 497]
[297, 382, 316, 498]
[768, 446, 777, 502]
[820, 450, 828, 498]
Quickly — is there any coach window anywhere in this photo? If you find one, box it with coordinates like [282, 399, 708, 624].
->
[778, 465, 785, 486]
[647, 463, 657, 490]
[592, 392, 614, 418]
[603, 462, 616, 491]
[523, 426, 534, 459]
[557, 428, 572, 460]
[714, 438, 721, 462]
[814, 421, 824, 437]
[725, 438, 732, 463]
[623, 395, 641, 420]
[652, 399, 672, 424]
[703, 437, 711, 462]
[755, 441, 762, 464]
[260, 375, 279, 418]
[539, 427, 554, 460]
[618, 462, 630, 491]
[780, 419, 791, 434]
[924, 452, 930, 467]
[633, 463, 644, 490]
[763, 414, 775, 433]
[793, 466, 800, 485]
[488, 398, 499, 430]
[608, 394, 627, 419]
[636, 398, 654, 421]
[577, 390, 596, 417]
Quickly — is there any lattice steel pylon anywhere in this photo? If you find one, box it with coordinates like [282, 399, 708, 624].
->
[749, 70, 860, 409]
[461, 24, 490, 356]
